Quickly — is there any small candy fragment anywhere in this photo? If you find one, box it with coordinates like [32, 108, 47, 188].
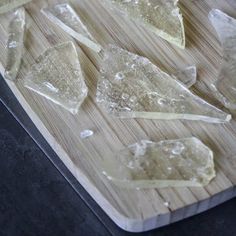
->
[172, 66, 197, 88]
[209, 9, 236, 109]
[80, 129, 94, 139]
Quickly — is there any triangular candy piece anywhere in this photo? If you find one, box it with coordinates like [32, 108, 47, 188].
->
[209, 9, 236, 109]
[0, 0, 31, 14]
[23, 41, 88, 114]
[96, 45, 231, 123]
[101, 0, 185, 48]
[102, 137, 215, 188]
[4, 7, 25, 81]
[41, 4, 102, 53]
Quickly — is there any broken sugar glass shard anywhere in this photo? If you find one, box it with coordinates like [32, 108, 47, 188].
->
[209, 9, 236, 110]
[41, 4, 102, 53]
[102, 137, 216, 188]
[0, 0, 31, 14]
[96, 45, 231, 123]
[101, 0, 185, 48]
[4, 8, 25, 81]
[23, 41, 88, 114]
[172, 66, 197, 88]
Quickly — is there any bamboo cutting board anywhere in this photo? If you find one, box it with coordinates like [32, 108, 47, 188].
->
[0, 0, 236, 232]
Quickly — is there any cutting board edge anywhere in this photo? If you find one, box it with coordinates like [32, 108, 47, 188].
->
[1, 75, 235, 233]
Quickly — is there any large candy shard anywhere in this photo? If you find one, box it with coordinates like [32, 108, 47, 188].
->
[101, 0, 185, 48]
[209, 9, 236, 110]
[0, 0, 31, 14]
[96, 45, 231, 123]
[41, 4, 102, 53]
[4, 7, 25, 81]
[23, 41, 88, 114]
[102, 137, 216, 188]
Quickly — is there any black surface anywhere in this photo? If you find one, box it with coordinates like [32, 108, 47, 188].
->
[0, 102, 110, 236]
[0, 77, 236, 236]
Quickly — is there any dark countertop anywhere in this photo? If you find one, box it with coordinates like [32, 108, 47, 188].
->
[0, 83, 236, 236]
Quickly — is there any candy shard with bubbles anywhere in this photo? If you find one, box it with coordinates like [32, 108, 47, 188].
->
[172, 66, 197, 88]
[4, 7, 25, 81]
[209, 9, 236, 110]
[23, 41, 88, 114]
[0, 0, 31, 14]
[41, 4, 102, 53]
[96, 45, 231, 123]
[102, 137, 216, 188]
[101, 0, 185, 48]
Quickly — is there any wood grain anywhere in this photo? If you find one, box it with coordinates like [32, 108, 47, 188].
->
[0, 0, 236, 232]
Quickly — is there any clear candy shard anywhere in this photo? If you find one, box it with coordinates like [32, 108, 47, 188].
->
[101, 0, 185, 48]
[172, 66, 197, 88]
[96, 45, 231, 123]
[0, 0, 31, 14]
[209, 9, 236, 110]
[4, 7, 25, 81]
[23, 41, 88, 114]
[102, 137, 216, 188]
[41, 4, 102, 53]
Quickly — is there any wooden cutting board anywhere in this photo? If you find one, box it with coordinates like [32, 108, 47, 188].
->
[0, 0, 236, 232]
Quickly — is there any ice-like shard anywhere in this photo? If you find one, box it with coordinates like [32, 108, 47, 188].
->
[41, 4, 102, 53]
[209, 9, 236, 110]
[102, 137, 215, 188]
[101, 0, 185, 48]
[4, 8, 25, 81]
[172, 66, 197, 88]
[23, 41, 88, 114]
[96, 45, 231, 123]
[0, 0, 31, 14]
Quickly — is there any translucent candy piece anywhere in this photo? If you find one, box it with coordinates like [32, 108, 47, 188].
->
[80, 129, 94, 139]
[172, 66, 197, 88]
[4, 8, 25, 81]
[0, 0, 31, 14]
[97, 45, 231, 123]
[41, 4, 102, 53]
[209, 9, 236, 110]
[101, 0, 185, 48]
[23, 41, 88, 114]
[102, 137, 216, 188]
